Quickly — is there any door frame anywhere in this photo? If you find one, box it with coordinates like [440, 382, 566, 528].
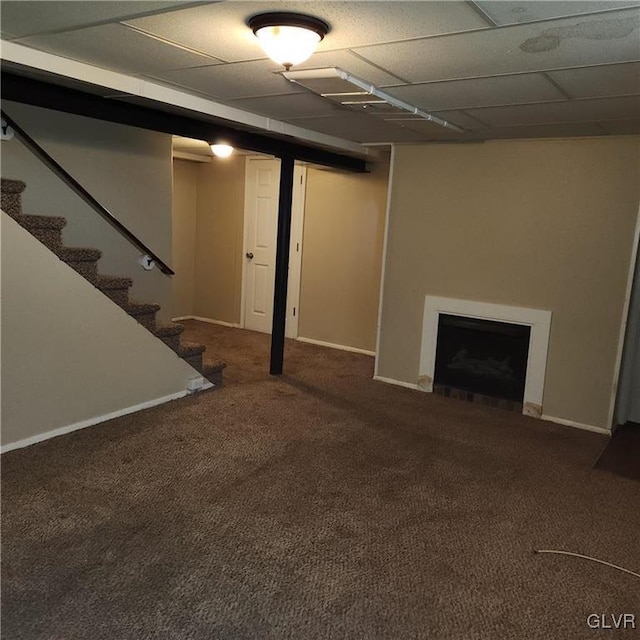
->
[610, 201, 640, 428]
[240, 156, 306, 338]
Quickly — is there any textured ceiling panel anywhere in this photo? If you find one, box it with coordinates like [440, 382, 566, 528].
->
[465, 95, 640, 126]
[228, 93, 343, 120]
[547, 62, 640, 98]
[430, 110, 491, 130]
[150, 51, 402, 102]
[126, 1, 489, 63]
[17, 23, 220, 75]
[384, 73, 566, 111]
[286, 113, 431, 143]
[148, 59, 301, 100]
[600, 118, 640, 134]
[385, 118, 475, 140]
[293, 51, 405, 87]
[354, 8, 640, 83]
[477, 122, 607, 139]
[475, 2, 640, 26]
[0, 1, 197, 38]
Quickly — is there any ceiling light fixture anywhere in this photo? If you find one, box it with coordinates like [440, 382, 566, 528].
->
[210, 143, 234, 158]
[248, 12, 330, 70]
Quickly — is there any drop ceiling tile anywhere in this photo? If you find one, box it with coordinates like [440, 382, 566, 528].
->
[465, 96, 640, 126]
[384, 118, 477, 141]
[295, 51, 404, 86]
[293, 1, 491, 49]
[17, 23, 220, 75]
[148, 59, 302, 100]
[126, 1, 489, 63]
[547, 62, 640, 98]
[0, 1, 195, 38]
[384, 73, 565, 111]
[286, 113, 430, 144]
[599, 119, 640, 134]
[227, 93, 342, 120]
[150, 51, 404, 100]
[431, 110, 491, 130]
[475, 2, 640, 26]
[354, 8, 640, 83]
[476, 122, 607, 139]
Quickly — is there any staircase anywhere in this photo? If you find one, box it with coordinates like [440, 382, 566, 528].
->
[1, 177, 225, 386]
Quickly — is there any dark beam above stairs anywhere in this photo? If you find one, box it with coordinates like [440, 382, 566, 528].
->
[1, 72, 368, 174]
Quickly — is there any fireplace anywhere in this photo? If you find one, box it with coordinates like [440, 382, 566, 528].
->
[434, 314, 531, 408]
[419, 297, 552, 417]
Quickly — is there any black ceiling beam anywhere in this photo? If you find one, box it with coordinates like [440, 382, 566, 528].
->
[1, 71, 368, 173]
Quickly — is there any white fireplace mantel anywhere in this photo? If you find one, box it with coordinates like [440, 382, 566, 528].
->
[418, 296, 552, 418]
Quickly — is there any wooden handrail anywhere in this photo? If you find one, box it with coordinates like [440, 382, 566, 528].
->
[1, 109, 174, 275]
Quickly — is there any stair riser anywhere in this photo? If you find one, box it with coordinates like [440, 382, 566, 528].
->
[132, 313, 156, 331]
[102, 288, 130, 308]
[184, 354, 203, 371]
[66, 260, 98, 283]
[160, 335, 181, 351]
[1, 193, 22, 218]
[26, 228, 62, 251]
[205, 370, 224, 386]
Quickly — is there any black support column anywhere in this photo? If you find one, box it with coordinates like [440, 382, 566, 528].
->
[269, 155, 296, 375]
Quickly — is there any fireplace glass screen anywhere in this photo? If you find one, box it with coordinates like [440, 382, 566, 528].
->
[434, 314, 531, 402]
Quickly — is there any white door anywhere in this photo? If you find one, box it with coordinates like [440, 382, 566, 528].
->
[242, 157, 305, 336]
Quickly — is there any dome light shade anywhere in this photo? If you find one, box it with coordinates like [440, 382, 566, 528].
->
[248, 12, 330, 70]
[210, 143, 233, 158]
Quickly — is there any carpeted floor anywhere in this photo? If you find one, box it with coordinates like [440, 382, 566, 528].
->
[2, 321, 639, 639]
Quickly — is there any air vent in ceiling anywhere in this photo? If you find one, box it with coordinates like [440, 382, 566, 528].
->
[282, 67, 464, 133]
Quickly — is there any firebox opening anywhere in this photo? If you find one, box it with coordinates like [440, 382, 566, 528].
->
[434, 314, 531, 403]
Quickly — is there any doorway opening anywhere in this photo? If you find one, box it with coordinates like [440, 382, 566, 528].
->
[241, 157, 306, 339]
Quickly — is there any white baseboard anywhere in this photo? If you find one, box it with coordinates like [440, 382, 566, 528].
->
[541, 414, 611, 435]
[371, 378, 611, 435]
[373, 375, 420, 391]
[1, 389, 199, 454]
[172, 315, 241, 329]
[296, 336, 375, 356]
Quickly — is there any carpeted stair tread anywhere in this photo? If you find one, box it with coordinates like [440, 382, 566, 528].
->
[153, 322, 184, 338]
[178, 341, 207, 357]
[203, 360, 227, 373]
[201, 360, 227, 385]
[96, 275, 133, 290]
[127, 301, 161, 315]
[1, 178, 26, 193]
[16, 214, 67, 230]
[56, 247, 102, 262]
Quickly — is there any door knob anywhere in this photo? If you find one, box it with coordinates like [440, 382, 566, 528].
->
[246, 252, 254, 259]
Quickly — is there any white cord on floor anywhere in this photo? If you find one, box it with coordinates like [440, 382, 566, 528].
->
[536, 549, 640, 579]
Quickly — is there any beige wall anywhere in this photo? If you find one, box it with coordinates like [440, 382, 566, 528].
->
[378, 137, 640, 429]
[1, 214, 199, 449]
[299, 162, 389, 352]
[171, 159, 198, 318]
[191, 156, 246, 324]
[1, 101, 173, 320]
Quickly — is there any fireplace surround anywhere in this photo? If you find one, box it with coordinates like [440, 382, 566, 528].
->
[419, 296, 552, 417]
